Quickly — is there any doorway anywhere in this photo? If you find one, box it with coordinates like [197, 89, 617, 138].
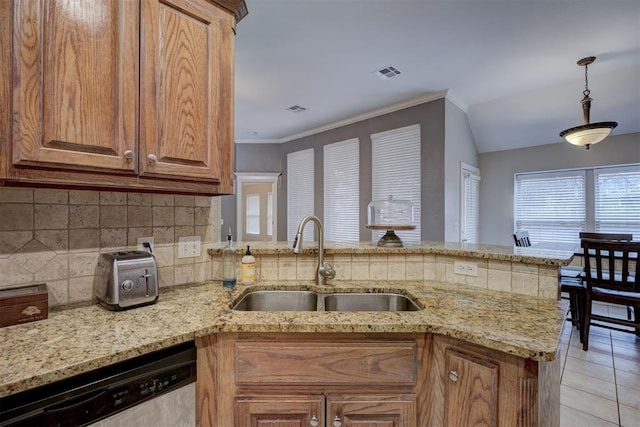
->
[236, 173, 280, 242]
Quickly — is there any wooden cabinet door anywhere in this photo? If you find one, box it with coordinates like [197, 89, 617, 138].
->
[235, 395, 324, 427]
[326, 394, 416, 427]
[12, 0, 138, 173]
[140, 0, 234, 184]
[444, 349, 499, 427]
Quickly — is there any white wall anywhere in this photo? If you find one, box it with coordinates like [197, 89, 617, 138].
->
[478, 132, 640, 246]
[444, 98, 479, 242]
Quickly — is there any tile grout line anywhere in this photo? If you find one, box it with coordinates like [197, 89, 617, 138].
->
[610, 331, 623, 427]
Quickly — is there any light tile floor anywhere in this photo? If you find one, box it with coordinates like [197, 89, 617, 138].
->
[559, 302, 640, 427]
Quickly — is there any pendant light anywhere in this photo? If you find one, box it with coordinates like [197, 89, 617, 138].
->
[559, 56, 617, 149]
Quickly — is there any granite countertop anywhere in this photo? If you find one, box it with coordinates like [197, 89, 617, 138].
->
[0, 279, 567, 398]
[208, 241, 574, 266]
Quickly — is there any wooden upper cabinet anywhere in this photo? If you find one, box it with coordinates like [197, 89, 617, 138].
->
[3, 0, 238, 195]
[140, 0, 234, 184]
[12, 0, 138, 173]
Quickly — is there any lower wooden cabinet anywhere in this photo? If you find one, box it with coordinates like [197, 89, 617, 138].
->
[195, 332, 560, 427]
[235, 395, 324, 427]
[235, 393, 415, 427]
[327, 394, 416, 427]
[425, 334, 560, 427]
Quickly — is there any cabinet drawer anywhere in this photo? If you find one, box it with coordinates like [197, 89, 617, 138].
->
[235, 341, 417, 386]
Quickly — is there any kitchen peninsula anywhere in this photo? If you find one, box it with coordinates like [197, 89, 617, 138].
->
[1, 242, 572, 426]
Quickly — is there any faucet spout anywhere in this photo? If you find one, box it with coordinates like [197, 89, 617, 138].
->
[292, 215, 335, 285]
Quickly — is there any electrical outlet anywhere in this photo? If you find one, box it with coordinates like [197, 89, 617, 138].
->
[178, 236, 201, 258]
[137, 237, 154, 253]
[454, 261, 478, 276]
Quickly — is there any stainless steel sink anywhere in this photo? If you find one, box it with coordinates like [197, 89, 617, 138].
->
[231, 290, 420, 312]
[324, 293, 420, 312]
[232, 290, 319, 311]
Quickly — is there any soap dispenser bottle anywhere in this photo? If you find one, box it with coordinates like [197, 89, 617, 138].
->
[222, 228, 237, 288]
[241, 245, 256, 285]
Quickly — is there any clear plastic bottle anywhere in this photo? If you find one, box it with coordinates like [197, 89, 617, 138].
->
[222, 228, 237, 288]
[241, 245, 256, 285]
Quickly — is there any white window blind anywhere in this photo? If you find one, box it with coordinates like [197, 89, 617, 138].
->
[245, 194, 260, 235]
[324, 138, 359, 243]
[594, 165, 640, 238]
[461, 166, 480, 243]
[266, 193, 273, 237]
[371, 124, 421, 245]
[287, 149, 314, 241]
[514, 170, 586, 244]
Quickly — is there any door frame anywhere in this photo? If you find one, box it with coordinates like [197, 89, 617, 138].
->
[235, 173, 280, 242]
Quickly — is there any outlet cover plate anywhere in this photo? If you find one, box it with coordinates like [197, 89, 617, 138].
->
[454, 261, 478, 276]
[178, 236, 201, 258]
[137, 237, 154, 253]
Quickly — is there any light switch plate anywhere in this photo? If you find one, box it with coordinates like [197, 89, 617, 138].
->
[178, 236, 201, 258]
[454, 261, 478, 276]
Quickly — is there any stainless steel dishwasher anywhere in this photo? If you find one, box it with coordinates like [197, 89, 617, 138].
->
[0, 342, 196, 427]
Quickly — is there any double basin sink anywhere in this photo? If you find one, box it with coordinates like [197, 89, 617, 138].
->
[232, 290, 421, 312]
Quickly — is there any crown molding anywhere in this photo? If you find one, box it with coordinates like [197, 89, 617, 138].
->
[234, 90, 453, 145]
[280, 90, 447, 143]
[234, 138, 282, 144]
[444, 89, 468, 112]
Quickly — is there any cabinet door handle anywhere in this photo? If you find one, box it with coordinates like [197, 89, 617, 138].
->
[124, 150, 135, 160]
[147, 154, 158, 164]
[448, 370, 459, 382]
[332, 415, 342, 427]
[309, 415, 319, 427]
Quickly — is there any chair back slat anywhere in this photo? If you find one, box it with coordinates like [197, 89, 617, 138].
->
[513, 230, 531, 247]
[581, 238, 640, 292]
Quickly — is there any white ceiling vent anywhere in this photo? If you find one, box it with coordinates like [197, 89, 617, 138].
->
[287, 105, 308, 113]
[373, 65, 402, 80]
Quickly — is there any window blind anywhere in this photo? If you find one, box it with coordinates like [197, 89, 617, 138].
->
[461, 169, 480, 243]
[287, 149, 314, 241]
[324, 138, 359, 244]
[594, 165, 640, 238]
[514, 170, 586, 244]
[371, 124, 421, 245]
[266, 193, 273, 237]
[245, 194, 260, 235]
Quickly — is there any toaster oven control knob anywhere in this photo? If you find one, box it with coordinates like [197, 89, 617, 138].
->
[121, 279, 135, 292]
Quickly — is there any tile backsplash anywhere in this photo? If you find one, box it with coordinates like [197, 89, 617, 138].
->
[0, 188, 221, 306]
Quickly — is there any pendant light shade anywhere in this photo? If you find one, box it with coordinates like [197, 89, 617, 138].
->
[560, 57, 617, 149]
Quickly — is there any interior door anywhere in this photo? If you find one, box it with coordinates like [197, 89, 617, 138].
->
[242, 182, 273, 242]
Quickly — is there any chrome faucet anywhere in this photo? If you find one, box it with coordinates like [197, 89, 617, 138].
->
[292, 215, 336, 285]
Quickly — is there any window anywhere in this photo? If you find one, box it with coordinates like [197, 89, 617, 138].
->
[461, 163, 480, 243]
[514, 164, 640, 244]
[245, 194, 260, 235]
[594, 165, 640, 237]
[287, 149, 314, 241]
[324, 138, 359, 243]
[514, 170, 586, 243]
[266, 193, 273, 237]
[371, 124, 421, 245]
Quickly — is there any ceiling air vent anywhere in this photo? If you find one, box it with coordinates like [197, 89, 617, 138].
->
[373, 65, 402, 80]
[287, 105, 308, 113]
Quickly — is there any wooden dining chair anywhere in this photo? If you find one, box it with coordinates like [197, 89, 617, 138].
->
[581, 238, 640, 351]
[579, 232, 633, 242]
[513, 230, 531, 247]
